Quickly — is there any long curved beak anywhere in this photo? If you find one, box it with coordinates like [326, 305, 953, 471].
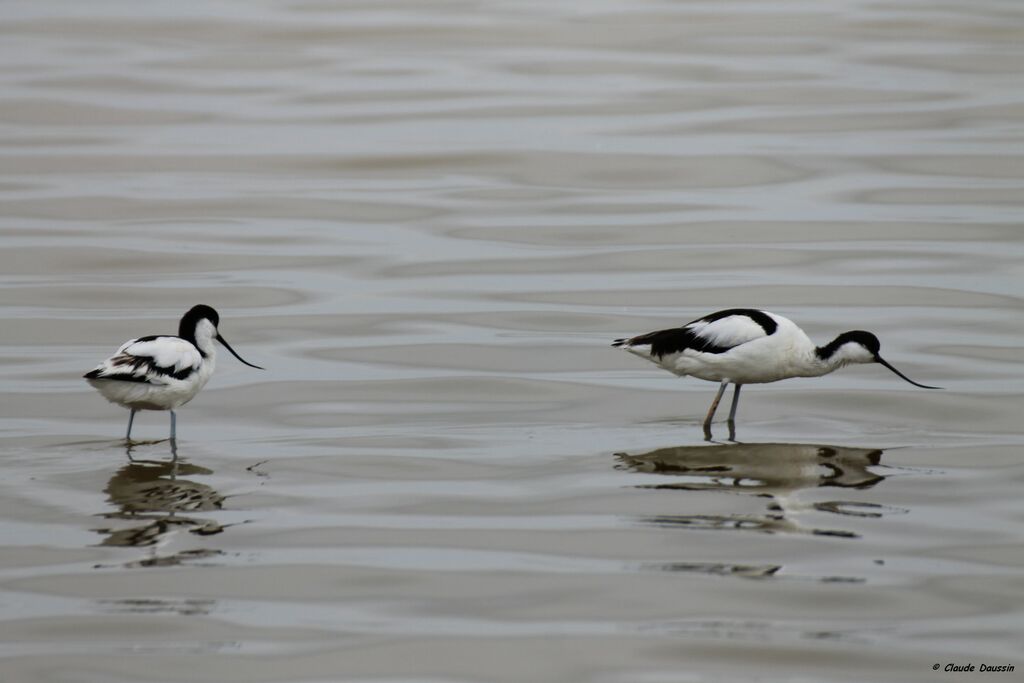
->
[876, 356, 940, 389]
[216, 333, 264, 369]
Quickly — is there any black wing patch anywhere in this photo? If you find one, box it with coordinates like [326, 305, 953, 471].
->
[612, 309, 778, 358]
[613, 328, 733, 357]
[84, 367, 153, 384]
[84, 350, 196, 383]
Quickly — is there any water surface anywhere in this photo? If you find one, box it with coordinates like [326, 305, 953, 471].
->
[2, 1, 1023, 681]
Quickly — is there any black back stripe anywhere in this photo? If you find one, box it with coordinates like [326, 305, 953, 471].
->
[128, 334, 206, 362]
[689, 308, 778, 335]
[85, 353, 196, 382]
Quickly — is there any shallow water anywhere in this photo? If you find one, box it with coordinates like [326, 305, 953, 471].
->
[2, 0, 1024, 681]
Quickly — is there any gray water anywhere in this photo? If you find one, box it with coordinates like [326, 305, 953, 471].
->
[2, 1, 1023, 681]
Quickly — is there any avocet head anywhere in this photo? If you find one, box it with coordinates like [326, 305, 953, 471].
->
[180, 305, 263, 369]
[820, 330, 940, 389]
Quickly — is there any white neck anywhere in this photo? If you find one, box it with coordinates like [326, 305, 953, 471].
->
[193, 319, 218, 358]
[787, 349, 840, 379]
[801, 341, 873, 377]
[768, 322, 840, 379]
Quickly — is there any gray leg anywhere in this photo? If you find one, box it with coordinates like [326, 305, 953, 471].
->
[703, 381, 729, 428]
[125, 409, 137, 441]
[727, 384, 742, 423]
[169, 410, 177, 441]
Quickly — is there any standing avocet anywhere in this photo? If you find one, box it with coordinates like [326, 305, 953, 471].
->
[85, 305, 263, 442]
[613, 308, 940, 432]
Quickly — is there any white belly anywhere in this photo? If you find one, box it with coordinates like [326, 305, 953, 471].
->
[88, 371, 211, 411]
[650, 340, 815, 385]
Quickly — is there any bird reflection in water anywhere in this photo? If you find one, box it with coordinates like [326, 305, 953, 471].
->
[93, 441, 228, 566]
[616, 441, 894, 540]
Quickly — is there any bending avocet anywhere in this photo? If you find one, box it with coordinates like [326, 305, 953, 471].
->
[85, 305, 263, 442]
[613, 308, 940, 431]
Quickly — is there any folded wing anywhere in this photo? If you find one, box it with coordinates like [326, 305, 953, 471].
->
[614, 309, 777, 358]
[85, 335, 202, 384]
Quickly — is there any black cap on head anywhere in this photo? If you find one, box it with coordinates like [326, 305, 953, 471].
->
[179, 304, 220, 341]
[840, 330, 880, 355]
[816, 330, 880, 360]
[187, 304, 219, 326]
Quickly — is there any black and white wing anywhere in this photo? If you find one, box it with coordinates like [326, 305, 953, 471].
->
[613, 309, 778, 358]
[84, 335, 202, 384]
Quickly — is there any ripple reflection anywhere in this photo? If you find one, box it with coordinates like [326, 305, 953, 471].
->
[616, 441, 893, 541]
[93, 444, 228, 567]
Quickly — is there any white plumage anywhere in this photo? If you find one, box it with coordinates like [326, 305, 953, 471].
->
[683, 314, 769, 353]
[89, 337, 209, 411]
[113, 336, 204, 377]
[613, 308, 939, 435]
[85, 305, 262, 442]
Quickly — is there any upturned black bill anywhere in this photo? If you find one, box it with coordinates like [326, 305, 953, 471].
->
[876, 356, 940, 389]
[216, 334, 264, 369]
